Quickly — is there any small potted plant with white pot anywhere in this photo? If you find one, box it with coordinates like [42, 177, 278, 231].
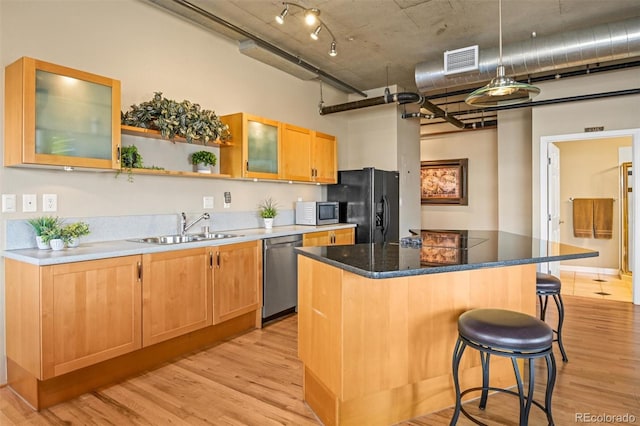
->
[61, 221, 91, 248]
[191, 150, 217, 173]
[258, 197, 278, 229]
[40, 221, 66, 251]
[26, 216, 63, 249]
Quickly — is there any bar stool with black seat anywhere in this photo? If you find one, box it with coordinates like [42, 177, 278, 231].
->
[450, 308, 556, 426]
[536, 272, 568, 362]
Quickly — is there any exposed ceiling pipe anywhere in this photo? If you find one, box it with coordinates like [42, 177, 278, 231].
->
[147, 0, 367, 97]
[416, 88, 640, 130]
[415, 17, 640, 93]
[320, 91, 465, 128]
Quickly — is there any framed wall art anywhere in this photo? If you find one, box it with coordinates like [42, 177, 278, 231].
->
[420, 158, 468, 205]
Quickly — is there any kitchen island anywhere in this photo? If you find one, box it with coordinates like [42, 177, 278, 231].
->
[295, 230, 598, 426]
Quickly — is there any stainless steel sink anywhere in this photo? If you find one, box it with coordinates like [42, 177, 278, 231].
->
[129, 233, 241, 245]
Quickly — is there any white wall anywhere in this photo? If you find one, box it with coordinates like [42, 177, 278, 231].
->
[0, 0, 352, 384]
[420, 128, 498, 230]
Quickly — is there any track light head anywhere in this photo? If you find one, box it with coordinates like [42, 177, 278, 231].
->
[310, 26, 322, 40]
[275, 5, 288, 24]
[304, 8, 320, 26]
[329, 41, 337, 57]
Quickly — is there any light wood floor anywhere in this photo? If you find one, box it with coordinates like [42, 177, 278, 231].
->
[1, 295, 639, 425]
[560, 271, 633, 302]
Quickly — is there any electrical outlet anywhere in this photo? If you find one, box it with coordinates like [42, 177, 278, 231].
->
[2, 194, 17, 213]
[22, 194, 37, 212]
[224, 191, 231, 208]
[203, 196, 214, 209]
[43, 194, 57, 212]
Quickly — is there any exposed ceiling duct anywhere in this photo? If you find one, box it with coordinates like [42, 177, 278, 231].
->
[415, 17, 640, 94]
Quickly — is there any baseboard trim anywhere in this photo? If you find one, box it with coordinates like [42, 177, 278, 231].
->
[559, 265, 619, 276]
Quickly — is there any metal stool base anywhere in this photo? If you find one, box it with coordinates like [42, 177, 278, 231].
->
[450, 335, 556, 426]
[538, 290, 568, 362]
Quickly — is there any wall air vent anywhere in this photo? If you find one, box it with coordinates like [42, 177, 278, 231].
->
[444, 45, 479, 75]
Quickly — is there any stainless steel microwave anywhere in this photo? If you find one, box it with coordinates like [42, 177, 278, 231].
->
[295, 201, 339, 225]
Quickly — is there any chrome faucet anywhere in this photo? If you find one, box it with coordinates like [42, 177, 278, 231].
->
[181, 212, 210, 235]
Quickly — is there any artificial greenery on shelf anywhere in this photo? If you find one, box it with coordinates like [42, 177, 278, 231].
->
[121, 92, 231, 144]
[117, 144, 164, 182]
[190, 150, 217, 167]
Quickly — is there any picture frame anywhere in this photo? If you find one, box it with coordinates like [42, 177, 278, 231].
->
[420, 158, 468, 205]
[420, 230, 469, 265]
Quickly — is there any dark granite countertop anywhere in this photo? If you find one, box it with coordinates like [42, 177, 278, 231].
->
[295, 230, 599, 279]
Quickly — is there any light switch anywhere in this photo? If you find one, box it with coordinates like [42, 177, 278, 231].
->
[22, 194, 37, 212]
[2, 194, 17, 213]
[224, 191, 231, 208]
[43, 194, 57, 212]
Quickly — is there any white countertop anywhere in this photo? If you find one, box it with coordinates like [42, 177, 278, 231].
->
[2, 223, 356, 266]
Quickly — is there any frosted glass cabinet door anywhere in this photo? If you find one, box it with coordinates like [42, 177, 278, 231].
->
[4, 57, 121, 169]
[246, 119, 279, 177]
[35, 70, 113, 159]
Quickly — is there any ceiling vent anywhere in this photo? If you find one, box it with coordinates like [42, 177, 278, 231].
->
[444, 45, 479, 75]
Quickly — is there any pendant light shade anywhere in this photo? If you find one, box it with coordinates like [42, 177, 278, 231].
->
[465, 0, 540, 107]
[465, 65, 540, 106]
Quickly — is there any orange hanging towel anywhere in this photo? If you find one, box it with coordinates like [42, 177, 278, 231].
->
[593, 198, 614, 239]
[572, 198, 593, 238]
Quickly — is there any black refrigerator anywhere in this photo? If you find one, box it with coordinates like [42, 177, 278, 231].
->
[327, 168, 399, 244]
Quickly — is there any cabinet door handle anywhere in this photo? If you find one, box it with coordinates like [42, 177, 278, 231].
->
[117, 145, 121, 162]
[209, 251, 213, 269]
[246, 160, 249, 172]
[216, 251, 221, 268]
[137, 261, 142, 281]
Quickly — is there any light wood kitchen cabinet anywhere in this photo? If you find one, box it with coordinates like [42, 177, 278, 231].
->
[280, 123, 312, 181]
[219, 113, 281, 179]
[212, 240, 262, 324]
[142, 248, 212, 346]
[303, 228, 355, 247]
[311, 131, 337, 183]
[280, 126, 337, 183]
[5, 256, 142, 380]
[4, 56, 121, 169]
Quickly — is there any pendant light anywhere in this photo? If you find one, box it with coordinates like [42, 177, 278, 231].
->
[465, 0, 540, 107]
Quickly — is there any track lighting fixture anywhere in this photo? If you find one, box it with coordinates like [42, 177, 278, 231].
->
[465, 0, 540, 107]
[275, 2, 337, 57]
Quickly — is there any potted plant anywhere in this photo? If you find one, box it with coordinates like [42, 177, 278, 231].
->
[121, 92, 231, 144]
[40, 220, 66, 251]
[258, 197, 278, 229]
[191, 150, 217, 173]
[26, 216, 63, 249]
[118, 144, 143, 182]
[61, 221, 91, 248]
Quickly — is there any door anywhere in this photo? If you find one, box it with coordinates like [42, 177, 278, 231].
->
[213, 241, 261, 324]
[142, 248, 212, 346]
[41, 256, 142, 378]
[622, 162, 634, 275]
[281, 123, 311, 181]
[381, 170, 400, 243]
[546, 143, 561, 276]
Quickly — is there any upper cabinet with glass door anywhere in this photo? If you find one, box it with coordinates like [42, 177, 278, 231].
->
[219, 113, 280, 180]
[4, 57, 121, 170]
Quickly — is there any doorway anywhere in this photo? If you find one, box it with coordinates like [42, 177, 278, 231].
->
[540, 128, 640, 305]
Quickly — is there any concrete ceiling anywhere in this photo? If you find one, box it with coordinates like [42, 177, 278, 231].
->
[145, 0, 640, 129]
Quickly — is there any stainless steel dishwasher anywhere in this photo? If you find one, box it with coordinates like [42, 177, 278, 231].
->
[262, 234, 303, 324]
